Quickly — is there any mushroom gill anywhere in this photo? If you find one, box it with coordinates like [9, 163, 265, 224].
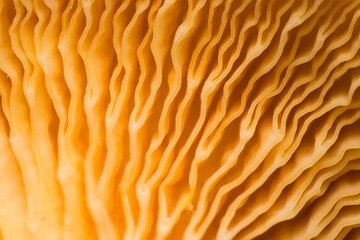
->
[0, 0, 360, 239]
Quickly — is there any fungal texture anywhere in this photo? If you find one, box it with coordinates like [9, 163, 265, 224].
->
[0, 0, 360, 239]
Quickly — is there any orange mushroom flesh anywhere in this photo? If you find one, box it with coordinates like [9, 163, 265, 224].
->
[0, 0, 360, 239]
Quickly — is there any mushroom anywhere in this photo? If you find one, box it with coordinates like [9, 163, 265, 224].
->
[0, 0, 360, 239]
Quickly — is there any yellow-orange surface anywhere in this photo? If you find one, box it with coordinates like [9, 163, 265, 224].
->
[0, 0, 360, 239]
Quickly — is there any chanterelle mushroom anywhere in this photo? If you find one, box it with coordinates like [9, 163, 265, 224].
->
[0, 0, 360, 239]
